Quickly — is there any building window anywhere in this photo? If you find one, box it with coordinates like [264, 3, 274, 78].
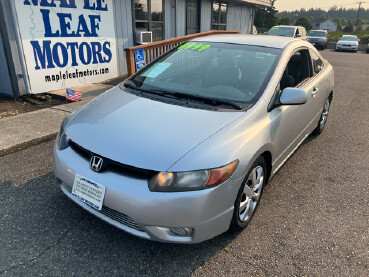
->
[211, 1, 227, 30]
[134, 0, 163, 41]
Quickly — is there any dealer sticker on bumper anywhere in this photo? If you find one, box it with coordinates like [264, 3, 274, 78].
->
[72, 174, 106, 211]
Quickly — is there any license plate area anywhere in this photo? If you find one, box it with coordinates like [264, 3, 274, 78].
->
[72, 174, 106, 211]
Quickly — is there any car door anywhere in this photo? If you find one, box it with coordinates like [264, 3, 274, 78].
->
[268, 48, 318, 172]
[309, 49, 330, 122]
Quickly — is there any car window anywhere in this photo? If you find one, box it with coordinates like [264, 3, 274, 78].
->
[266, 27, 295, 37]
[308, 31, 326, 37]
[280, 49, 313, 91]
[310, 50, 324, 75]
[295, 28, 299, 37]
[128, 42, 282, 105]
[340, 36, 358, 41]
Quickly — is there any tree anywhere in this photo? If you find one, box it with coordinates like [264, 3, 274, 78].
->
[341, 18, 347, 26]
[254, 0, 278, 30]
[278, 16, 291, 25]
[333, 17, 342, 26]
[320, 14, 326, 21]
[295, 16, 312, 31]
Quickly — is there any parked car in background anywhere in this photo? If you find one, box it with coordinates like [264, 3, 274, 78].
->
[54, 35, 334, 244]
[308, 30, 328, 50]
[336, 35, 359, 52]
[266, 25, 307, 40]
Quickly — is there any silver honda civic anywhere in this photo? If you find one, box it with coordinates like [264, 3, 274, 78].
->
[54, 35, 334, 243]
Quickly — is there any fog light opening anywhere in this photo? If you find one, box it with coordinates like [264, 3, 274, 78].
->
[169, 227, 193, 237]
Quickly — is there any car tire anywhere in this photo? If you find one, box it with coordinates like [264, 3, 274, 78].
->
[230, 156, 267, 230]
[312, 96, 332, 135]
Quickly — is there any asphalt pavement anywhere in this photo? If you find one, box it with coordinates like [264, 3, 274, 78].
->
[1, 50, 369, 276]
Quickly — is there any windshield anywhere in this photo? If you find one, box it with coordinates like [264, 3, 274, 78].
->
[308, 31, 326, 37]
[125, 42, 281, 106]
[340, 36, 358, 41]
[266, 27, 295, 37]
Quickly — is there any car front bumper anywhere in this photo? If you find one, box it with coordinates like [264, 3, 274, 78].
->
[309, 41, 325, 47]
[53, 142, 242, 243]
[336, 45, 358, 51]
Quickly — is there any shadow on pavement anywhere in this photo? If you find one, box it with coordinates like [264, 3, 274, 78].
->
[0, 172, 239, 276]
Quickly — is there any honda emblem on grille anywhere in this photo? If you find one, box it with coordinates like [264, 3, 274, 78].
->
[90, 156, 103, 172]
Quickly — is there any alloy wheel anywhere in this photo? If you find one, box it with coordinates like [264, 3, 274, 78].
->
[320, 99, 330, 129]
[238, 166, 264, 223]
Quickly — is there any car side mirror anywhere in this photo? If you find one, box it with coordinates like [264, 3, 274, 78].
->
[280, 88, 307, 105]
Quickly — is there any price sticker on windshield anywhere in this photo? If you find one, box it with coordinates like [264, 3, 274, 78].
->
[177, 42, 211, 52]
[272, 27, 280, 30]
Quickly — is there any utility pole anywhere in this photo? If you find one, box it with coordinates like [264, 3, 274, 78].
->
[356, 2, 365, 30]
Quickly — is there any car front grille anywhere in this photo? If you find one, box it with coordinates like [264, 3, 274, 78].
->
[62, 183, 144, 232]
[68, 140, 155, 179]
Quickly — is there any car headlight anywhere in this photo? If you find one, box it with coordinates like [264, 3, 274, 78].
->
[148, 160, 239, 192]
[56, 117, 69, 150]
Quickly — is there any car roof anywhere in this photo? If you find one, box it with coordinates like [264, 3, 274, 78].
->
[191, 34, 299, 49]
[309, 30, 327, 32]
[342, 35, 357, 37]
[274, 25, 298, 28]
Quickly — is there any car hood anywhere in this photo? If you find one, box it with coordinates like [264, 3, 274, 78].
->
[65, 86, 244, 171]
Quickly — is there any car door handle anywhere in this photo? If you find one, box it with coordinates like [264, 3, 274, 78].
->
[312, 87, 319, 97]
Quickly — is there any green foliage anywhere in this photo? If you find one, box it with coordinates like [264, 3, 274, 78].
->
[320, 14, 326, 21]
[278, 16, 291, 25]
[328, 31, 369, 44]
[277, 8, 369, 26]
[254, 0, 278, 29]
[295, 16, 312, 31]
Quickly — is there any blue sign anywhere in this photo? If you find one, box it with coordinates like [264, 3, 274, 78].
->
[135, 48, 146, 70]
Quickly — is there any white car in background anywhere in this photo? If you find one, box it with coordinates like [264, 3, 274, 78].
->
[336, 35, 359, 52]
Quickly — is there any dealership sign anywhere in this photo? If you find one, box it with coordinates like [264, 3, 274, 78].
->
[14, 0, 118, 93]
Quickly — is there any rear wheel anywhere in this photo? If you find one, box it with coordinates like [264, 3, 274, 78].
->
[231, 157, 267, 230]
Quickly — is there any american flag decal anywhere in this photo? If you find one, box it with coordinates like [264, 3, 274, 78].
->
[66, 89, 82, 102]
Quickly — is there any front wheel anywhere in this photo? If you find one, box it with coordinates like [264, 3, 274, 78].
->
[231, 157, 267, 230]
[312, 97, 331, 135]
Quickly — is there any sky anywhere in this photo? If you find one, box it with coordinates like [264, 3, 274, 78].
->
[275, 0, 369, 12]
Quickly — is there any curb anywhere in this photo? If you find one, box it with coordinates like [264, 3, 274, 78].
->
[0, 133, 57, 157]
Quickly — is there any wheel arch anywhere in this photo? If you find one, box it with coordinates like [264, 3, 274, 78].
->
[260, 151, 272, 183]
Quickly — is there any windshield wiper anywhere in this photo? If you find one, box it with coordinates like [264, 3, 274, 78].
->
[152, 89, 243, 110]
[124, 82, 242, 110]
[123, 81, 165, 97]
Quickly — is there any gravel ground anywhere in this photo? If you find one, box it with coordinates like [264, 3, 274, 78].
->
[0, 50, 368, 277]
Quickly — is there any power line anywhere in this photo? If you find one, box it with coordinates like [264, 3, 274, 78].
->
[319, 1, 368, 10]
